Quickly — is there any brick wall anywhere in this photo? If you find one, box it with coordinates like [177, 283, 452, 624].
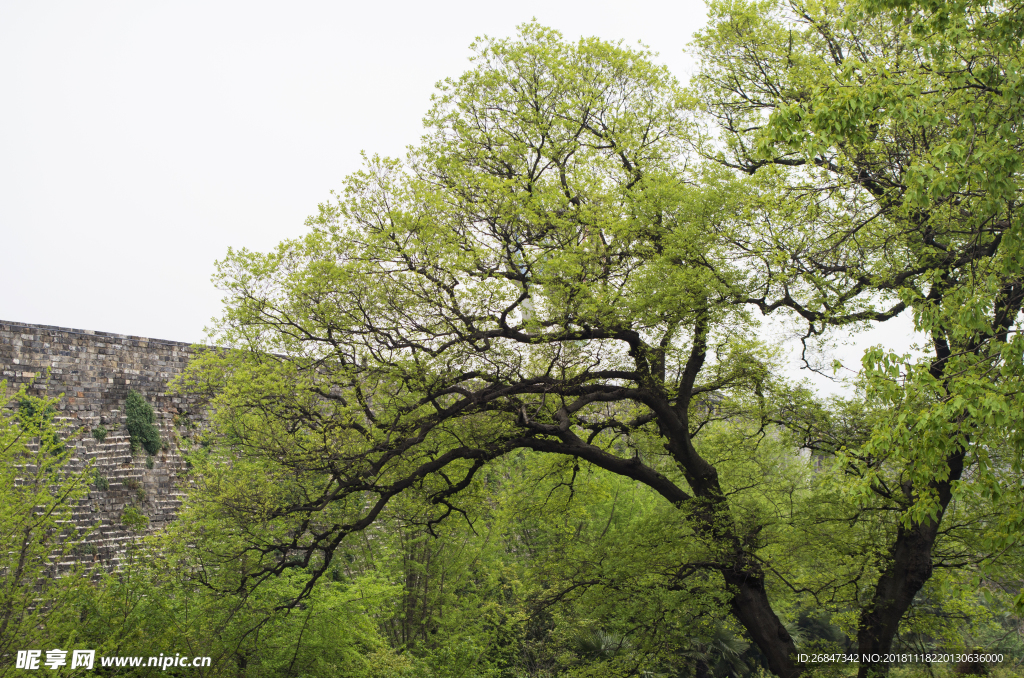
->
[0, 320, 206, 569]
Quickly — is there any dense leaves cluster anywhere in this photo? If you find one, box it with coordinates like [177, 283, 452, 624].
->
[125, 390, 162, 455]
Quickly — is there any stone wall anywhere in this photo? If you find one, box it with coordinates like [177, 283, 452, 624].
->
[0, 319, 205, 569]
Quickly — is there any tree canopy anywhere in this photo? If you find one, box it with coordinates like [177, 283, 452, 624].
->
[168, 4, 1023, 677]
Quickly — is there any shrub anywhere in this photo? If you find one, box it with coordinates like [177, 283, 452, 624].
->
[91, 425, 107, 442]
[172, 411, 197, 430]
[125, 391, 161, 455]
[145, 455, 154, 469]
[120, 506, 148, 530]
[74, 542, 98, 557]
[92, 469, 109, 491]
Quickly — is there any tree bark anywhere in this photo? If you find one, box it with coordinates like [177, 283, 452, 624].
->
[724, 569, 802, 678]
[855, 450, 965, 678]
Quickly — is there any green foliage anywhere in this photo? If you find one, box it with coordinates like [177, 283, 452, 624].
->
[0, 382, 93, 673]
[125, 389, 161, 455]
[91, 424, 107, 442]
[690, 0, 1024, 670]
[41, 520, 410, 678]
[120, 505, 148, 531]
[92, 468, 109, 491]
[16, 390, 66, 455]
[160, 16, 1024, 678]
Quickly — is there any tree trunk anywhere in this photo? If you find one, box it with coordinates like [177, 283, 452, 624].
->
[722, 568, 802, 678]
[855, 450, 965, 678]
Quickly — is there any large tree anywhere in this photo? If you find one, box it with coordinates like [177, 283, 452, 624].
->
[692, 0, 1024, 674]
[180, 23, 808, 676]
[174, 10, 1022, 677]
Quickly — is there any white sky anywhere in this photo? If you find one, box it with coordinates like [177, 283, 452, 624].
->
[1, 0, 923, 394]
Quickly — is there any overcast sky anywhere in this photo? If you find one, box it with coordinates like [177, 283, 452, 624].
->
[1, 0, 919, 393]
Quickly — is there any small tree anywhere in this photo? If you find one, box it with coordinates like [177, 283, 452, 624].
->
[125, 390, 161, 455]
[0, 383, 92, 671]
